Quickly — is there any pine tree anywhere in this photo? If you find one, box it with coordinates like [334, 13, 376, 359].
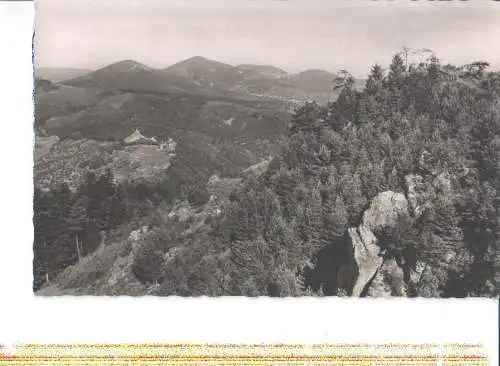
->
[420, 198, 464, 268]
[274, 168, 298, 219]
[320, 189, 347, 247]
[427, 55, 441, 81]
[66, 198, 88, 261]
[365, 64, 385, 96]
[340, 171, 367, 226]
[387, 53, 406, 88]
[386, 53, 407, 113]
[305, 187, 323, 254]
[288, 101, 326, 135]
[229, 237, 269, 295]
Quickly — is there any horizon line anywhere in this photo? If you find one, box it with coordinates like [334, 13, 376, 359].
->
[34, 56, 343, 77]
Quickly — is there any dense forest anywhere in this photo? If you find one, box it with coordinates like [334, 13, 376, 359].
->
[34, 51, 499, 297]
[33, 169, 170, 291]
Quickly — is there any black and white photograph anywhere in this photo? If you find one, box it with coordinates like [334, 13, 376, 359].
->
[33, 0, 499, 298]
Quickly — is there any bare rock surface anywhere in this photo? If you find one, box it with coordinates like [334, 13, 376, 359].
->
[349, 226, 384, 296]
[367, 258, 406, 297]
[348, 191, 409, 296]
[362, 191, 409, 230]
[349, 170, 458, 297]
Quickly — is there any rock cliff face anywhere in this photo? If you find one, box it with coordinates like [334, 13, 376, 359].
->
[345, 170, 463, 297]
[348, 191, 410, 296]
[366, 258, 406, 297]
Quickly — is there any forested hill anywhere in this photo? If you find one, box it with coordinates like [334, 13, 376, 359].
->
[36, 52, 499, 297]
[147, 53, 498, 297]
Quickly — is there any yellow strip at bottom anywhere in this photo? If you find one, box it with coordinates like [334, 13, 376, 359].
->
[0, 344, 490, 365]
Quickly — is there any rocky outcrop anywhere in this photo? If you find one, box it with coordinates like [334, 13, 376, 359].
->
[348, 191, 410, 296]
[361, 191, 409, 230]
[366, 258, 406, 297]
[345, 169, 463, 297]
[349, 225, 384, 296]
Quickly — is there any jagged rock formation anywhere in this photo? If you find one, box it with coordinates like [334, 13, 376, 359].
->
[348, 226, 384, 296]
[345, 169, 465, 297]
[366, 258, 406, 297]
[348, 191, 410, 296]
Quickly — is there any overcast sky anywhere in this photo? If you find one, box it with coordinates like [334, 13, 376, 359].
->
[35, 0, 500, 77]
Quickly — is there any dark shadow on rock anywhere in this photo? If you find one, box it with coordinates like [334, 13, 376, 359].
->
[303, 232, 357, 296]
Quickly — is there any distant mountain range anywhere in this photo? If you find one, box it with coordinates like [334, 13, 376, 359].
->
[36, 56, 365, 104]
[164, 56, 247, 90]
[237, 64, 289, 79]
[63, 60, 202, 96]
[37, 57, 344, 85]
[35, 56, 368, 143]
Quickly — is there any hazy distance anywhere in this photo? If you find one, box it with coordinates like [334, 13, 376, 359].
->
[35, 0, 500, 77]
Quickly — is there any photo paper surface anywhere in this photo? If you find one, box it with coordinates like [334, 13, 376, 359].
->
[1, 0, 499, 364]
[32, 0, 500, 299]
